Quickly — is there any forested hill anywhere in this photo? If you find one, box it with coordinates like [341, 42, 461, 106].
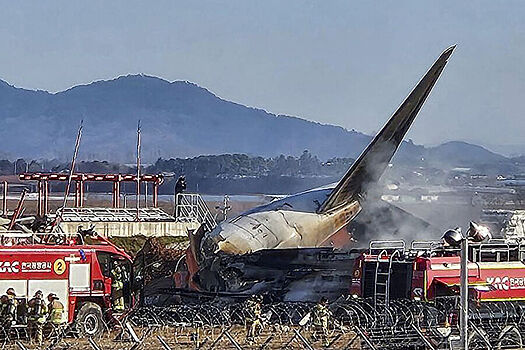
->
[0, 75, 372, 161]
[0, 75, 515, 173]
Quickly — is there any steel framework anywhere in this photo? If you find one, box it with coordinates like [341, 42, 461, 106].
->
[19, 173, 164, 215]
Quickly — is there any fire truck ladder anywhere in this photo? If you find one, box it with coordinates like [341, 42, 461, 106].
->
[373, 249, 401, 310]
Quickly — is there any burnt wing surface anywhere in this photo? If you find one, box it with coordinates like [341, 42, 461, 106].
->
[319, 46, 455, 213]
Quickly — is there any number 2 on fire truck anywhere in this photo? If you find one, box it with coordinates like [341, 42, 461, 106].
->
[53, 259, 66, 275]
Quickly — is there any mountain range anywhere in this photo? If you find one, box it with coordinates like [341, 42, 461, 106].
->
[0, 75, 517, 173]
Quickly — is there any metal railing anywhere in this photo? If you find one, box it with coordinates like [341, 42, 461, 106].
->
[60, 207, 175, 222]
[175, 193, 217, 232]
[0, 230, 82, 246]
[369, 240, 406, 254]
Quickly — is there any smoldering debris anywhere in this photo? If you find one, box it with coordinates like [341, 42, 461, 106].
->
[134, 238, 188, 287]
[193, 247, 364, 302]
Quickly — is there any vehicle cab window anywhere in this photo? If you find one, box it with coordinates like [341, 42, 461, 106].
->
[96, 252, 112, 278]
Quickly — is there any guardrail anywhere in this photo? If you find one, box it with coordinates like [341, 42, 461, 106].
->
[175, 193, 217, 232]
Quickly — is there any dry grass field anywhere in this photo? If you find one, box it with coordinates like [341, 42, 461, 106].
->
[2, 325, 361, 350]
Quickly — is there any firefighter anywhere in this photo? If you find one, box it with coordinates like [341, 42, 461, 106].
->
[111, 262, 125, 312]
[0, 295, 11, 339]
[27, 290, 47, 345]
[175, 175, 187, 196]
[311, 297, 332, 347]
[174, 175, 187, 217]
[245, 294, 263, 344]
[0, 295, 7, 338]
[47, 293, 65, 328]
[1, 288, 17, 336]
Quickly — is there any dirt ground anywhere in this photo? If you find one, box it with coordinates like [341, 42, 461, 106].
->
[3, 325, 361, 350]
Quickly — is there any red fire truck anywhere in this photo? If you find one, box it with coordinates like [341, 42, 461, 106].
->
[0, 231, 133, 336]
[350, 238, 525, 305]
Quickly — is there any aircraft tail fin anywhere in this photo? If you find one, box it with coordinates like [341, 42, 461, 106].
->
[319, 45, 455, 213]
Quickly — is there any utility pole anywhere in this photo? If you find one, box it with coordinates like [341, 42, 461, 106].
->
[459, 234, 469, 350]
[136, 120, 141, 221]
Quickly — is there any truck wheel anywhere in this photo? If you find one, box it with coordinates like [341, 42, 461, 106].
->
[75, 302, 104, 337]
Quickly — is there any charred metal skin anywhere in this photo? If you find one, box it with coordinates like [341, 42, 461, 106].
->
[202, 185, 360, 256]
[200, 46, 455, 258]
[195, 247, 364, 301]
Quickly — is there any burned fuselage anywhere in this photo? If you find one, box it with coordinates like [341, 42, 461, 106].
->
[186, 46, 456, 300]
[201, 186, 360, 256]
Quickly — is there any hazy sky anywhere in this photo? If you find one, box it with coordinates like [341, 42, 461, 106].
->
[1, 1, 524, 153]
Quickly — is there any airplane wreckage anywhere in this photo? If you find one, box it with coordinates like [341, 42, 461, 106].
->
[145, 46, 456, 302]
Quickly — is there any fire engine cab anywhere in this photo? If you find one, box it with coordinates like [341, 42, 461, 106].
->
[0, 230, 133, 336]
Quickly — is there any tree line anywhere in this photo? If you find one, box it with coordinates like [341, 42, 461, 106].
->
[0, 151, 355, 179]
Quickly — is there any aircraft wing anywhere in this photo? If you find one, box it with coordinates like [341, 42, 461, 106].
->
[318, 45, 455, 213]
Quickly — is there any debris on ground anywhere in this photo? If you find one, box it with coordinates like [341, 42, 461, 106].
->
[134, 237, 188, 287]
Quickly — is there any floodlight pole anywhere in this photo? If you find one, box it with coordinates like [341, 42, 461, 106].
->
[135, 120, 141, 221]
[460, 236, 469, 349]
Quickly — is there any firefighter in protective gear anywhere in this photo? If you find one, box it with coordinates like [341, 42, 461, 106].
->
[47, 293, 64, 326]
[1, 288, 17, 335]
[111, 263, 125, 312]
[28, 290, 47, 345]
[0, 295, 9, 338]
[0, 295, 13, 338]
[245, 294, 263, 344]
[311, 297, 332, 347]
